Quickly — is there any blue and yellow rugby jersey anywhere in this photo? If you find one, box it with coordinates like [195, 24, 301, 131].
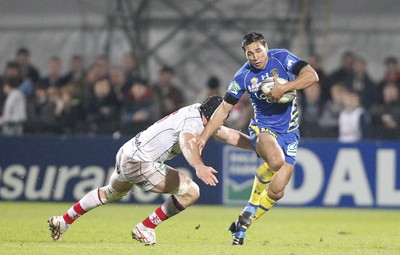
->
[226, 49, 307, 134]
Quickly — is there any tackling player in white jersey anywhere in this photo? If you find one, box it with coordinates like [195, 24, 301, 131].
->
[48, 95, 252, 245]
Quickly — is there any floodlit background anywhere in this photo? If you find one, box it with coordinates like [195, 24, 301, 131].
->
[0, 0, 399, 101]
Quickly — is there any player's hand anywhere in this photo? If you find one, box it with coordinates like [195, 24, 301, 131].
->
[195, 165, 218, 186]
[267, 78, 285, 102]
[195, 135, 206, 155]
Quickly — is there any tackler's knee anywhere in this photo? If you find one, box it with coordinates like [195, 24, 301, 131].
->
[172, 178, 200, 201]
[188, 180, 200, 201]
[100, 185, 128, 203]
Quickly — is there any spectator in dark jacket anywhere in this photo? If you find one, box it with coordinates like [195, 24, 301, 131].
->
[85, 78, 120, 135]
[152, 66, 186, 118]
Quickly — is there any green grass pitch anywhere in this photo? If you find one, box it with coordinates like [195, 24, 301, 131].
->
[0, 201, 399, 255]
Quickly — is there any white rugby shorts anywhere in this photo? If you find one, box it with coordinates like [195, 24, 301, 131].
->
[114, 147, 169, 191]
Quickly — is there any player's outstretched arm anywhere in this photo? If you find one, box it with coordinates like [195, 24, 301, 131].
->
[214, 126, 253, 151]
[179, 131, 219, 186]
[198, 101, 233, 150]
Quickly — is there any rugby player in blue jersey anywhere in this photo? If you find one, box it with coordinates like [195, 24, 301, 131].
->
[198, 32, 319, 245]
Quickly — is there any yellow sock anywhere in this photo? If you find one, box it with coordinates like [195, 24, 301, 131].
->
[254, 190, 276, 220]
[248, 163, 274, 205]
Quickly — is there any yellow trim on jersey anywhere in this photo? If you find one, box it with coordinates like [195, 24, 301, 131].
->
[250, 124, 278, 138]
[288, 101, 299, 132]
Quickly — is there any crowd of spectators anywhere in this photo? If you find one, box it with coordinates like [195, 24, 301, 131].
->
[0, 47, 399, 141]
[0, 48, 187, 137]
[298, 52, 400, 141]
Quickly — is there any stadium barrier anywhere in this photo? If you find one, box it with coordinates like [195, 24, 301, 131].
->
[0, 136, 399, 208]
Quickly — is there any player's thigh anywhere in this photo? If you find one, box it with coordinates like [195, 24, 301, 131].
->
[115, 148, 170, 192]
[109, 170, 134, 193]
[110, 147, 135, 192]
[256, 132, 285, 169]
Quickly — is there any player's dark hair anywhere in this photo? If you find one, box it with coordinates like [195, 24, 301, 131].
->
[242, 32, 267, 51]
[200, 95, 223, 120]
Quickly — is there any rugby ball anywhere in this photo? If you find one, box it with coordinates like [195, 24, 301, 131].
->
[260, 77, 296, 103]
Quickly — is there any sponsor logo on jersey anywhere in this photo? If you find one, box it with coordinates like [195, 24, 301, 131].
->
[285, 55, 296, 68]
[158, 163, 167, 174]
[287, 142, 298, 156]
[249, 124, 278, 138]
[248, 76, 264, 93]
[270, 68, 278, 77]
[228, 80, 241, 95]
[261, 73, 271, 80]
[250, 77, 258, 85]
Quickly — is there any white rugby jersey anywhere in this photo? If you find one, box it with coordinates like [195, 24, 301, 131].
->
[121, 103, 204, 162]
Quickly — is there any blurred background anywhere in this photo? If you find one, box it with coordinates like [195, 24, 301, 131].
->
[0, 0, 399, 139]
